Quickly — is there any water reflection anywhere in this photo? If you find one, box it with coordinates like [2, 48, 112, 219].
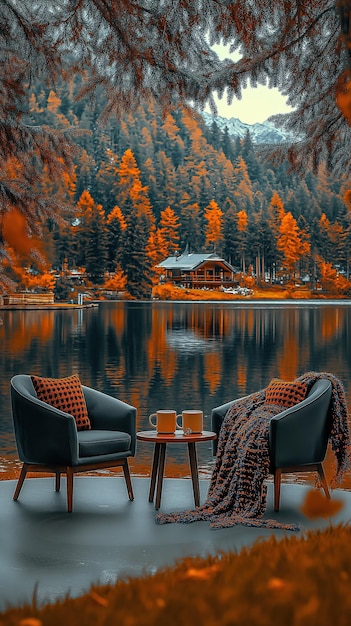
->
[1, 301, 351, 487]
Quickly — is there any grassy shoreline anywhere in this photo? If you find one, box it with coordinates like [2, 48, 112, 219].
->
[152, 283, 351, 301]
[2, 523, 351, 624]
[1, 284, 351, 309]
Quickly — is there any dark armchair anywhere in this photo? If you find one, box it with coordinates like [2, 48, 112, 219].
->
[211, 378, 332, 511]
[10, 374, 137, 512]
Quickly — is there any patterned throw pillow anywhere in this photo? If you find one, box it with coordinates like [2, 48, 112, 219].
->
[264, 378, 307, 408]
[31, 374, 91, 431]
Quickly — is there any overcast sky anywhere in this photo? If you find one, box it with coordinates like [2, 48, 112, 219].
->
[207, 43, 294, 124]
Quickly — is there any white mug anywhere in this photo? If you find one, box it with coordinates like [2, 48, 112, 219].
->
[176, 410, 203, 434]
[149, 410, 177, 434]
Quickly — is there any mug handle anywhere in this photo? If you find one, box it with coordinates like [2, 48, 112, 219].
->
[176, 413, 183, 429]
[149, 413, 157, 428]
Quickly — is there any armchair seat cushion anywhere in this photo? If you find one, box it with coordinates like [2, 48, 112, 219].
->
[78, 429, 132, 458]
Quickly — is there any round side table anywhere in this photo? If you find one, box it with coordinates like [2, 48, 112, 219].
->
[136, 430, 217, 509]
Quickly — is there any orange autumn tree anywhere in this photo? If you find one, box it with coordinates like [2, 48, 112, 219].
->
[267, 192, 286, 239]
[204, 200, 223, 253]
[15, 267, 56, 293]
[102, 265, 127, 293]
[117, 149, 155, 298]
[267, 192, 287, 280]
[233, 157, 253, 210]
[1, 207, 55, 292]
[277, 212, 310, 282]
[148, 205, 180, 284]
[158, 206, 180, 257]
[317, 257, 351, 294]
[318, 213, 345, 264]
[147, 224, 168, 271]
[76, 190, 108, 284]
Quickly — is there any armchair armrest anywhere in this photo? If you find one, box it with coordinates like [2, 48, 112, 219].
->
[82, 386, 137, 455]
[11, 391, 78, 466]
[211, 399, 237, 455]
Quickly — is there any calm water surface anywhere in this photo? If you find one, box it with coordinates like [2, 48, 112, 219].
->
[1, 300, 351, 484]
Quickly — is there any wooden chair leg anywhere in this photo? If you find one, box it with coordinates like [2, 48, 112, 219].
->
[13, 463, 28, 501]
[274, 468, 282, 512]
[55, 472, 61, 492]
[66, 467, 74, 513]
[122, 459, 134, 501]
[317, 463, 330, 499]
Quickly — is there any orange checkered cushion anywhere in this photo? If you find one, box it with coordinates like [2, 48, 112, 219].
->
[265, 379, 307, 408]
[31, 374, 91, 431]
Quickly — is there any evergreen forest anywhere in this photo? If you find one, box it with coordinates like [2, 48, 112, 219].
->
[5, 75, 351, 300]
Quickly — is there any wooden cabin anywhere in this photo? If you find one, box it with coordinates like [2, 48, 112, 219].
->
[158, 252, 237, 289]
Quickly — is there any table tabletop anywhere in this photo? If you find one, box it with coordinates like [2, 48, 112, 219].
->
[136, 430, 217, 444]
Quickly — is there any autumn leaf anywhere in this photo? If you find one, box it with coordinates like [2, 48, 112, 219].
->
[300, 489, 344, 519]
[90, 589, 109, 607]
[184, 564, 220, 579]
[267, 577, 287, 590]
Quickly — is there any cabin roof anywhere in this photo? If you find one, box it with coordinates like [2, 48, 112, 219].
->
[158, 253, 235, 272]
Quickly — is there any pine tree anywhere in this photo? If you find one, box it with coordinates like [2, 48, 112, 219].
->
[106, 205, 127, 272]
[152, 151, 178, 219]
[223, 205, 239, 267]
[221, 126, 234, 162]
[179, 196, 203, 253]
[75, 190, 108, 283]
[207, 120, 222, 151]
[95, 149, 120, 214]
[53, 223, 76, 271]
[81, 196, 108, 285]
[249, 210, 276, 281]
[233, 157, 254, 211]
[241, 131, 261, 183]
[121, 197, 154, 299]
[237, 209, 249, 274]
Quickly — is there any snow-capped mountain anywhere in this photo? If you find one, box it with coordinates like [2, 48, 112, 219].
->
[200, 111, 292, 144]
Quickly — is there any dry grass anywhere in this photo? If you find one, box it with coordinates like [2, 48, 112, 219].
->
[2, 522, 351, 626]
[152, 283, 336, 301]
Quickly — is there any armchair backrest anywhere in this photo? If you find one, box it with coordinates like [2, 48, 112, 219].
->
[268, 378, 332, 469]
[11, 375, 39, 462]
[10, 374, 77, 466]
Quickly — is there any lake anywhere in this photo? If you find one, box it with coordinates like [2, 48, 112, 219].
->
[1, 300, 351, 485]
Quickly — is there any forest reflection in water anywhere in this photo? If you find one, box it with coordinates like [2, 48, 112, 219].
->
[1, 300, 351, 488]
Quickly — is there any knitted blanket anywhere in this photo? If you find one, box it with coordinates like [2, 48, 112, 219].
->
[155, 372, 351, 531]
